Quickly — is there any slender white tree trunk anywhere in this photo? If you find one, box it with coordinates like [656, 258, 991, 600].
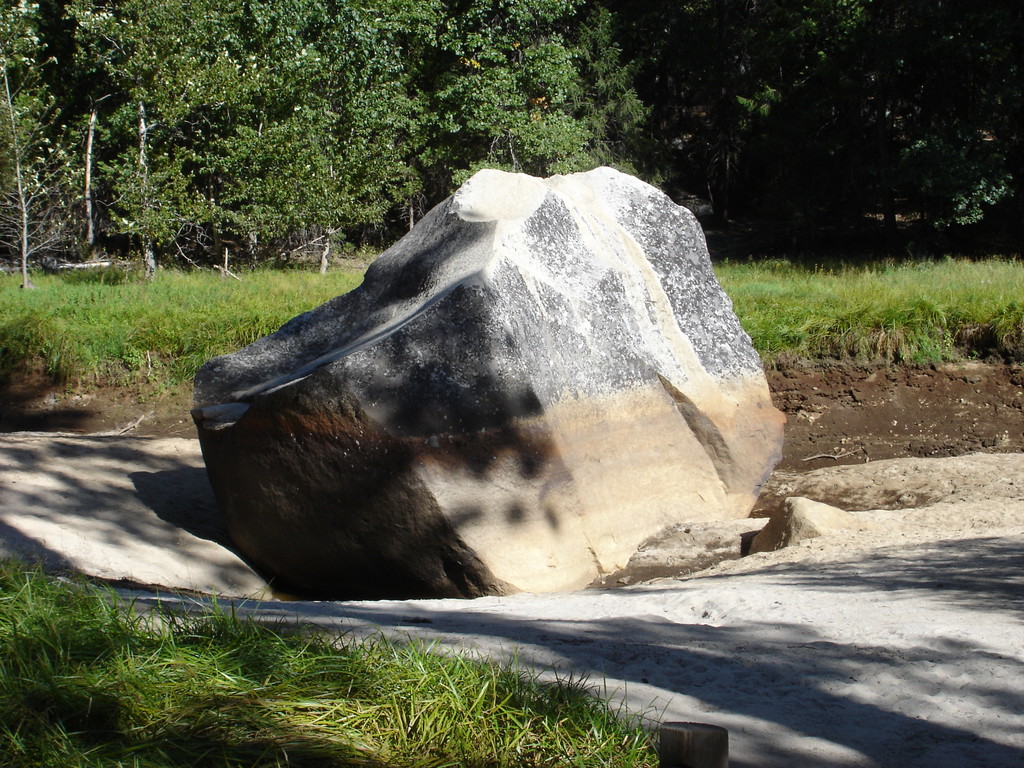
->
[84, 106, 97, 253]
[17, 180, 31, 289]
[2, 70, 34, 289]
[319, 240, 330, 274]
[137, 99, 156, 280]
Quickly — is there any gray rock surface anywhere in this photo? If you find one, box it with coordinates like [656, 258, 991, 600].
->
[602, 519, 767, 586]
[193, 167, 784, 599]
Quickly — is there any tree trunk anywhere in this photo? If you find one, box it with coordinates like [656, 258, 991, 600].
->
[18, 183, 33, 290]
[247, 231, 258, 262]
[137, 100, 157, 280]
[2, 70, 35, 289]
[84, 106, 97, 254]
[142, 237, 156, 280]
[212, 224, 222, 262]
[319, 240, 330, 274]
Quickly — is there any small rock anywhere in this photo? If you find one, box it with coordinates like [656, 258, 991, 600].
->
[750, 497, 877, 553]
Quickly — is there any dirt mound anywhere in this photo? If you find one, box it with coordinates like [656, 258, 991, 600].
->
[767, 361, 1024, 470]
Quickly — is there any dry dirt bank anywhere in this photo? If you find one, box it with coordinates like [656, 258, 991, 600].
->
[767, 360, 1024, 470]
[4, 360, 1023, 469]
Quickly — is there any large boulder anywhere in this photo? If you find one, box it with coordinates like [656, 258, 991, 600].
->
[192, 167, 784, 599]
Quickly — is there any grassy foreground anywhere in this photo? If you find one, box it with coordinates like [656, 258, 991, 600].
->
[0, 562, 655, 768]
[1, 257, 1023, 389]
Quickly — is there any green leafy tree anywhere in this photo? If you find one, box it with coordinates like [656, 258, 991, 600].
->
[890, 1, 1019, 232]
[430, 1, 582, 173]
[404, 0, 644, 214]
[58, 0, 644, 265]
[613, 0, 1022, 247]
[571, 4, 646, 173]
[70, 0, 432, 264]
[213, 0, 423, 249]
[71, 0, 210, 277]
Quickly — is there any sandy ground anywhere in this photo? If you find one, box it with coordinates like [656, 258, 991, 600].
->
[187, 531, 1022, 768]
[0, 434, 266, 596]
[2, 432, 1023, 767]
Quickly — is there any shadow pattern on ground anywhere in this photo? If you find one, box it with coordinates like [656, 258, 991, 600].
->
[139, 534, 1024, 768]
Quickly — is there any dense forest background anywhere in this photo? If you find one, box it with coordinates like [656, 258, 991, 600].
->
[2, 0, 1022, 279]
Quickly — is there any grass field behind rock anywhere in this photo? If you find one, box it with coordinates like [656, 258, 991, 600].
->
[0, 269, 365, 386]
[716, 257, 1024, 364]
[2, 257, 1022, 392]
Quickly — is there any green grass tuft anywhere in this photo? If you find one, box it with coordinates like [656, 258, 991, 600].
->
[715, 256, 1024, 364]
[0, 562, 656, 767]
[0, 269, 365, 386]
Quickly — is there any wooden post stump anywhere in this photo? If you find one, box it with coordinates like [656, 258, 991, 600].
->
[660, 722, 729, 768]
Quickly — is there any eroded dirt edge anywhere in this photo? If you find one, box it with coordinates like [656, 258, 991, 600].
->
[4, 361, 1024, 471]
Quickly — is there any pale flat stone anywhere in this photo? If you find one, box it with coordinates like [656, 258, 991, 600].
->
[0, 434, 267, 597]
[750, 497, 879, 554]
